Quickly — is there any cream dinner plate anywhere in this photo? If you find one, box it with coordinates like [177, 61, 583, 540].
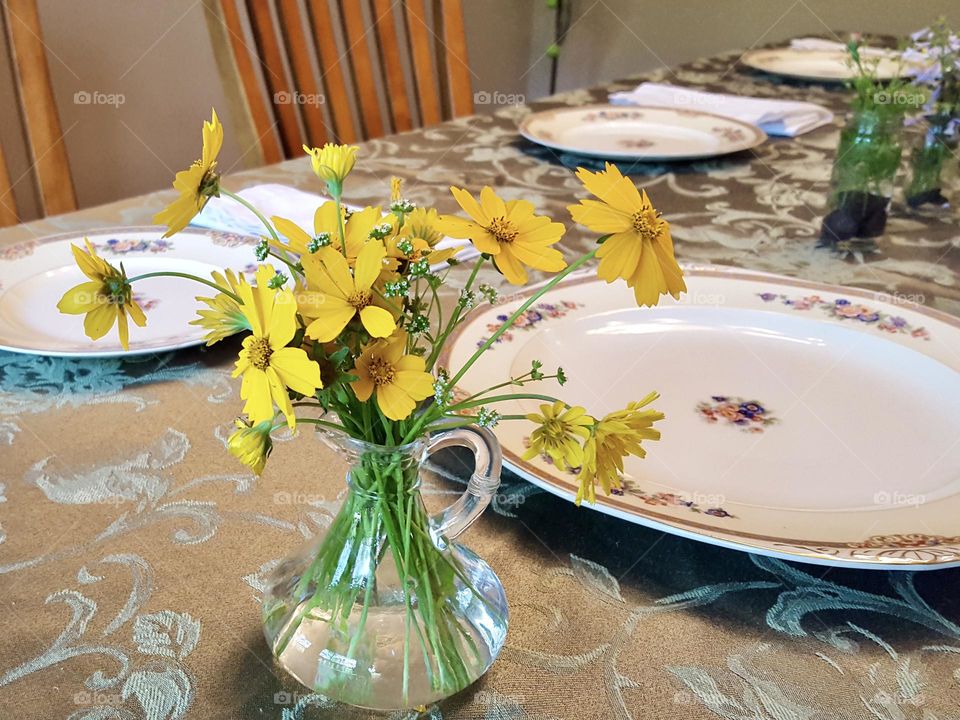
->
[518, 105, 767, 162]
[741, 47, 917, 82]
[443, 267, 960, 570]
[0, 226, 267, 357]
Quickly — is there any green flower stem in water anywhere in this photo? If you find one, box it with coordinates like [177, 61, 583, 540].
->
[906, 116, 955, 205]
[265, 445, 486, 704]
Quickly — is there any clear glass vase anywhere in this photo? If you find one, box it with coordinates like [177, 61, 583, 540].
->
[905, 113, 957, 214]
[820, 109, 904, 247]
[260, 427, 508, 711]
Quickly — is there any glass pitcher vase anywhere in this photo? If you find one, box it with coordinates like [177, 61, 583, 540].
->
[261, 427, 508, 711]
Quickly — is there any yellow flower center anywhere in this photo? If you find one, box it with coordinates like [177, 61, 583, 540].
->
[632, 210, 659, 242]
[247, 337, 273, 371]
[347, 290, 372, 310]
[488, 216, 519, 244]
[367, 357, 396, 386]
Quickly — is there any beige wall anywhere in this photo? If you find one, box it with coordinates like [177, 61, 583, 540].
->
[3, 0, 958, 222]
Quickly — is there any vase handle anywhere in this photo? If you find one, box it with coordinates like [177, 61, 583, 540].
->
[425, 426, 502, 542]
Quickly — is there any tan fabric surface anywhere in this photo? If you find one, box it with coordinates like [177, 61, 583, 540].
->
[2, 46, 960, 720]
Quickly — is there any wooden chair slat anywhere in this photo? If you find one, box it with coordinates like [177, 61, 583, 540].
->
[246, 0, 303, 156]
[0, 143, 19, 227]
[339, 0, 385, 139]
[3, 0, 76, 216]
[212, 0, 283, 164]
[372, 0, 413, 132]
[211, 0, 475, 161]
[403, 0, 442, 126]
[439, 0, 473, 117]
[306, 0, 358, 144]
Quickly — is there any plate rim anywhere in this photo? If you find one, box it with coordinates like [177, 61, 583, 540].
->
[0, 224, 258, 358]
[518, 103, 768, 161]
[441, 265, 960, 570]
[740, 47, 912, 82]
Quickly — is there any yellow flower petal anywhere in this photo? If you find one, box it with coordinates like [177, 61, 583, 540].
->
[354, 239, 385, 290]
[83, 303, 116, 342]
[359, 305, 396, 338]
[57, 281, 103, 314]
[376, 381, 416, 421]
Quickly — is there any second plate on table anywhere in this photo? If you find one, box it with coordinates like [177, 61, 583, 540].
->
[518, 104, 767, 162]
[741, 47, 918, 82]
[443, 267, 960, 570]
[0, 226, 268, 357]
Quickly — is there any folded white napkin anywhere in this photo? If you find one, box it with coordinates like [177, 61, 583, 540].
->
[191, 183, 476, 269]
[608, 82, 833, 137]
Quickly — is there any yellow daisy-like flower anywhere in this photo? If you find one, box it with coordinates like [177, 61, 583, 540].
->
[273, 204, 388, 260]
[568, 163, 686, 307]
[190, 269, 251, 345]
[438, 186, 566, 285]
[522, 401, 592, 470]
[228, 417, 274, 475]
[56, 239, 147, 351]
[153, 109, 223, 238]
[351, 332, 435, 421]
[300, 241, 395, 342]
[390, 207, 457, 266]
[576, 393, 664, 505]
[303, 143, 359, 190]
[232, 266, 323, 429]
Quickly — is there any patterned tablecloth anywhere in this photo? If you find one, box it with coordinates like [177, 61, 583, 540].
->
[2, 48, 960, 720]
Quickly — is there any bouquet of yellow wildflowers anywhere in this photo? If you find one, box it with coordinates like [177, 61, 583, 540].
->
[57, 109, 685, 707]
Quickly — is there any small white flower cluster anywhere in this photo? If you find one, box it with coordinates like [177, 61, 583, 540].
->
[383, 278, 410, 298]
[459, 288, 476, 309]
[433, 368, 452, 407]
[395, 238, 415, 256]
[368, 223, 394, 240]
[476, 407, 500, 428]
[307, 232, 332, 253]
[390, 198, 416, 214]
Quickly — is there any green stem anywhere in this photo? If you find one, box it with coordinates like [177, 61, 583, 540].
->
[221, 189, 281, 244]
[126, 271, 241, 303]
[427, 257, 485, 368]
[450, 250, 596, 386]
[450, 393, 564, 411]
[293, 417, 350, 433]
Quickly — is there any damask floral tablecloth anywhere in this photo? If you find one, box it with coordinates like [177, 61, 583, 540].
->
[2, 47, 960, 720]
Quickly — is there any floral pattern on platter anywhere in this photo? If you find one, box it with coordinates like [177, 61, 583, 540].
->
[131, 293, 160, 312]
[850, 534, 960, 550]
[757, 293, 931, 340]
[475, 300, 582, 348]
[619, 138, 655, 149]
[696, 395, 777, 433]
[96, 238, 175, 255]
[209, 231, 259, 247]
[0, 240, 37, 260]
[712, 126, 748, 142]
[581, 109, 646, 122]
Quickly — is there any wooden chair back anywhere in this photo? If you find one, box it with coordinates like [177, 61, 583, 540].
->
[0, 0, 78, 226]
[205, 0, 475, 165]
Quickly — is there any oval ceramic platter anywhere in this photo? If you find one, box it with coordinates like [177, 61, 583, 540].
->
[741, 47, 919, 82]
[443, 266, 960, 570]
[0, 226, 268, 357]
[518, 105, 767, 162]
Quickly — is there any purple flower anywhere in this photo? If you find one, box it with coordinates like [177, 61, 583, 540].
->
[889, 316, 907, 328]
[835, 298, 850, 306]
[705, 508, 732, 518]
[711, 395, 728, 402]
[758, 293, 777, 302]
